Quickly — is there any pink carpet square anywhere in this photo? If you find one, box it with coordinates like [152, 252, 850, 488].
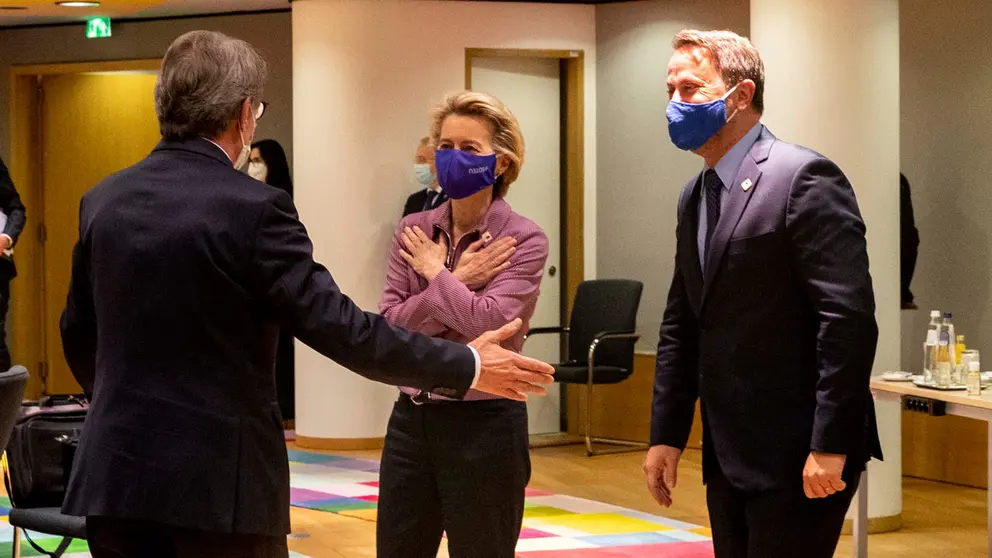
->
[290, 487, 339, 502]
[525, 488, 554, 497]
[360, 481, 380, 487]
[518, 528, 556, 540]
[358, 495, 379, 502]
[518, 541, 713, 557]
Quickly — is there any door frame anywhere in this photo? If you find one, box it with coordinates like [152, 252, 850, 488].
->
[466, 48, 585, 435]
[7, 58, 160, 398]
[464, 48, 585, 328]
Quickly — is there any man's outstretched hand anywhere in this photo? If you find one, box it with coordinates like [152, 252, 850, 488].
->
[470, 319, 554, 401]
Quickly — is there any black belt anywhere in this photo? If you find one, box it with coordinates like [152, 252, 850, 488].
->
[408, 391, 446, 405]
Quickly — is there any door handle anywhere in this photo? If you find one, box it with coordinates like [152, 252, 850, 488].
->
[548, 266, 557, 277]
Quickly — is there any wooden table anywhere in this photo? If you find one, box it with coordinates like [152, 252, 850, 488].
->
[867, 378, 992, 557]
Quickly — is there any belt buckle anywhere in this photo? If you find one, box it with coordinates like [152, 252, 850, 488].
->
[410, 391, 430, 405]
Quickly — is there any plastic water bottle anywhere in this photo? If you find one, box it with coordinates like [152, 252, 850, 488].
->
[936, 318, 953, 387]
[924, 310, 941, 384]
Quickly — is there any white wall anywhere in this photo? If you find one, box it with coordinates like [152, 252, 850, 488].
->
[752, 0, 902, 524]
[595, 0, 750, 351]
[899, 0, 992, 371]
[0, 12, 293, 165]
[292, 0, 596, 440]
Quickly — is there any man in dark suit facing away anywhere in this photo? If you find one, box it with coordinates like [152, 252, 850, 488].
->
[60, 30, 553, 558]
[645, 30, 881, 558]
[0, 156, 26, 373]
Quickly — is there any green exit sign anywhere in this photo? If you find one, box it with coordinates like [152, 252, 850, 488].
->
[85, 17, 111, 39]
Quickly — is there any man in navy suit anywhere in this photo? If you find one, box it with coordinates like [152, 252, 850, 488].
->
[60, 30, 553, 558]
[645, 30, 881, 558]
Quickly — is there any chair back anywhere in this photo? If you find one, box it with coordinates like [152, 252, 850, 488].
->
[567, 280, 643, 370]
[0, 366, 28, 453]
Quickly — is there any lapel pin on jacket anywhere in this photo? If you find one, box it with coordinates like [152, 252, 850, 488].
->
[482, 231, 493, 243]
[741, 178, 753, 192]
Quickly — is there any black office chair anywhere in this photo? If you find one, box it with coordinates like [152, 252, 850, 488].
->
[0, 367, 86, 558]
[526, 279, 646, 456]
[9, 505, 86, 558]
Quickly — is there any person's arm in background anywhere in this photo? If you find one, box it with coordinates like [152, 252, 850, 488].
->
[0, 157, 26, 252]
[379, 221, 450, 336]
[415, 228, 548, 341]
[60, 201, 96, 395]
[787, 158, 878, 498]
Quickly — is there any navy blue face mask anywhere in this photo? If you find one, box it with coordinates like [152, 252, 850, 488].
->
[435, 149, 497, 199]
[666, 84, 739, 151]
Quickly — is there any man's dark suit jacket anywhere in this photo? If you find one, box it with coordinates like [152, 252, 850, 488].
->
[403, 188, 430, 217]
[0, 156, 27, 279]
[652, 126, 883, 492]
[60, 139, 477, 536]
[402, 188, 447, 217]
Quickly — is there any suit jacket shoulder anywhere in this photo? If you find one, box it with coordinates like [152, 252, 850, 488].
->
[403, 189, 428, 217]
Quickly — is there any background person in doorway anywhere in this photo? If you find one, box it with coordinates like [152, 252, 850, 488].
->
[377, 91, 550, 558]
[900, 172, 920, 310]
[0, 156, 26, 372]
[249, 139, 295, 422]
[249, 139, 292, 194]
[403, 136, 447, 216]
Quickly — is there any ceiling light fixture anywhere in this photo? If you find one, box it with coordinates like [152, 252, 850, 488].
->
[56, 1, 101, 7]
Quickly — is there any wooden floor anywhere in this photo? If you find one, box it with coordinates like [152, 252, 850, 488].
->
[286, 444, 988, 557]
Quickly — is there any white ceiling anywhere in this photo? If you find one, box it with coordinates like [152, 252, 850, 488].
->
[0, 0, 289, 28]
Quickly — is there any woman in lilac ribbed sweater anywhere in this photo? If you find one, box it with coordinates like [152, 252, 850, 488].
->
[376, 91, 550, 558]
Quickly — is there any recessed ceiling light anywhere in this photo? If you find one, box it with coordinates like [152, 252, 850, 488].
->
[56, 1, 100, 7]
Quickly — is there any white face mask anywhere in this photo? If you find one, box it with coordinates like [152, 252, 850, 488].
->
[233, 111, 255, 169]
[248, 161, 268, 182]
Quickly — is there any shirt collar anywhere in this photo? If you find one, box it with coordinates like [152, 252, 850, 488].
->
[202, 138, 233, 163]
[705, 122, 763, 190]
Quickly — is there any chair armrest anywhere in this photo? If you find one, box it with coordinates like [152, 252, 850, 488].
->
[587, 331, 641, 385]
[523, 327, 571, 359]
[524, 327, 569, 340]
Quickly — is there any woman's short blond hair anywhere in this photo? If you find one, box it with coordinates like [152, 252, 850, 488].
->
[429, 91, 525, 198]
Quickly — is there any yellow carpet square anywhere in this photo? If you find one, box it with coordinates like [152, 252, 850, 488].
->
[690, 527, 712, 537]
[538, 513, 672, 534]
[523, 506, 576, 519]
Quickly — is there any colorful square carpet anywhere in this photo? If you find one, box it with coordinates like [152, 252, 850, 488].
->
[0, 450, 713, 557]
[287, 450, 714, 557]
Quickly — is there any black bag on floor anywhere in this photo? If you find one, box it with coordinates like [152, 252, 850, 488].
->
[4, 394, 87, 508]
[2, 394, 87, 558]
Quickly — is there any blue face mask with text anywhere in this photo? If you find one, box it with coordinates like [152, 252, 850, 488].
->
[434, 149, 497, 199]
[666, 84, 739, 151]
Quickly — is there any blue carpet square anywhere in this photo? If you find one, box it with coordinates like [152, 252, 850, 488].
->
[286, 450, 347, 465]
[579, 532, 682, 546]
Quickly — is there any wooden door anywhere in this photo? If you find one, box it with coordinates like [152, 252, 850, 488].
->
[40, 72, 160, 393]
